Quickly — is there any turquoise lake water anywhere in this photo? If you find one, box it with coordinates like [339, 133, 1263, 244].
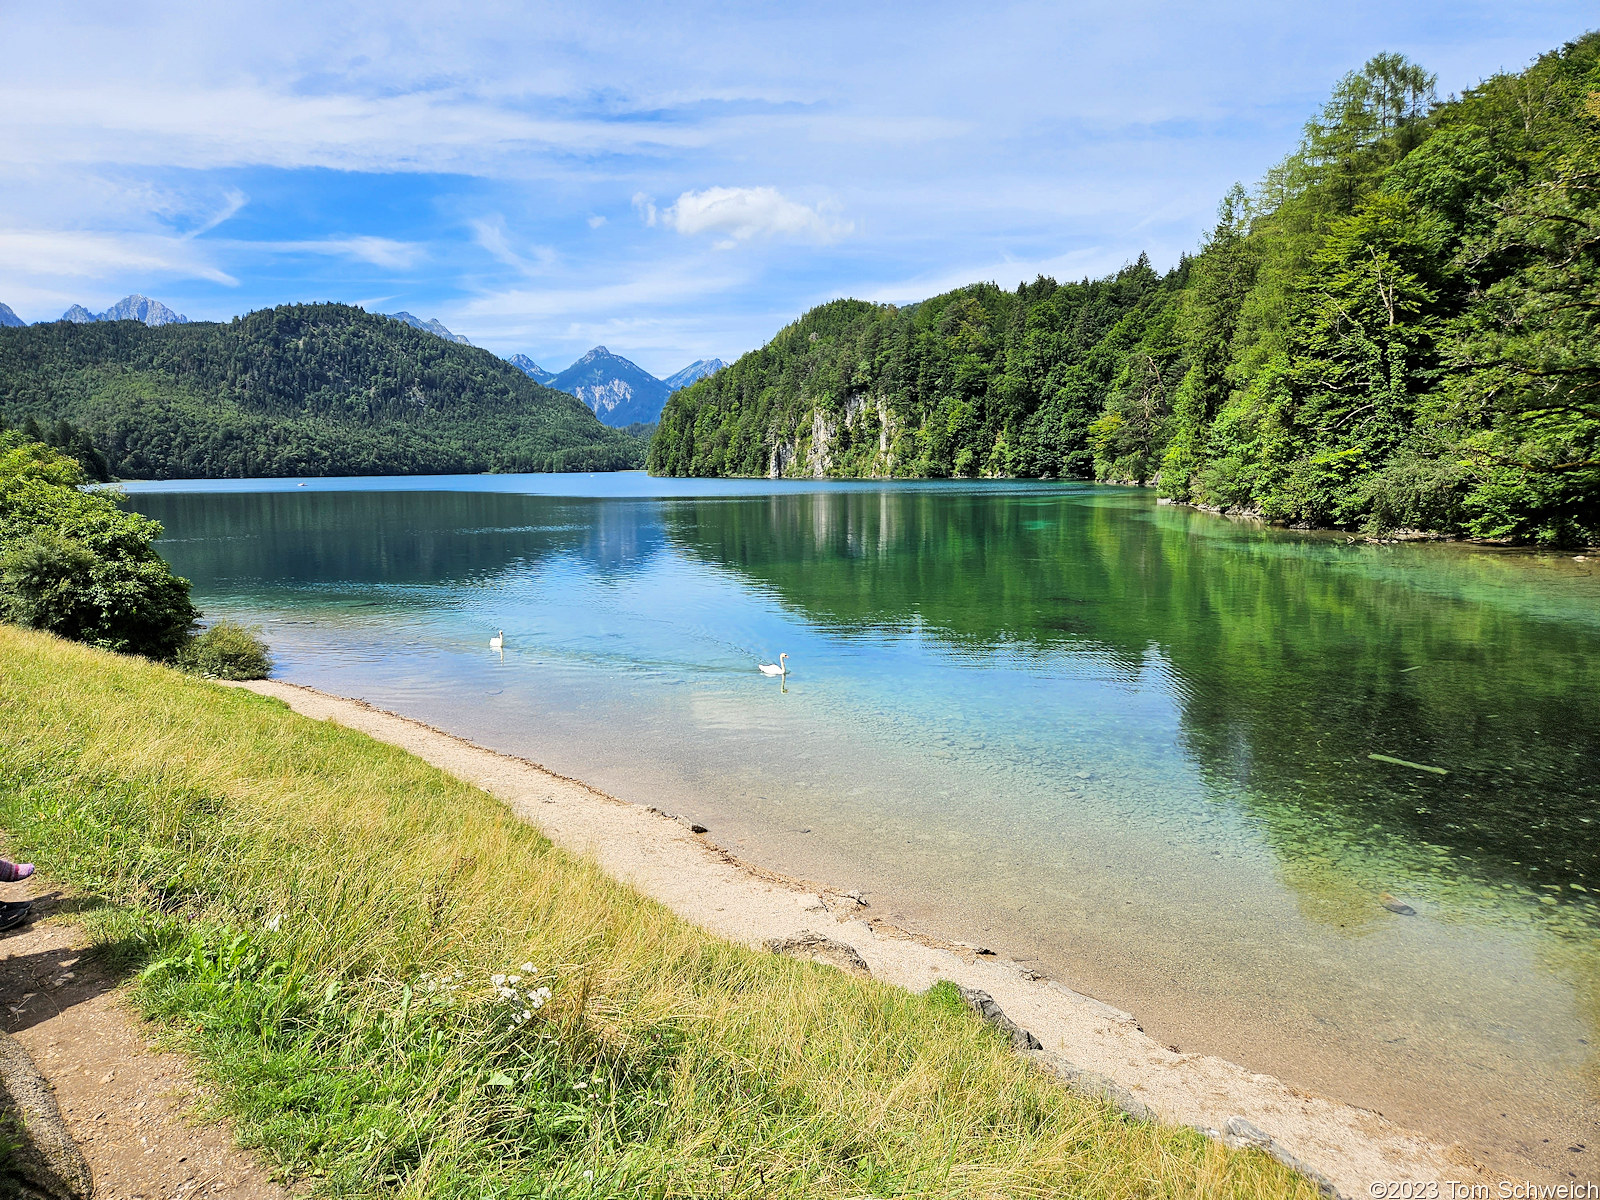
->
[123, 472, 1600, 1177]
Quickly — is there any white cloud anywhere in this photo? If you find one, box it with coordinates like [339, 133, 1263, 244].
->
[656, 187, 851, 246]
[187, 188, 249, 237]
[0, 229, 237, 285]
[455, 262, 746, 330]
[469, 216, 557, 275]
[241, 236, 427, 269]
[587, 214, 607, 229]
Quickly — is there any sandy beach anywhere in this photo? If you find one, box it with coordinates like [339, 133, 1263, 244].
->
[239, 677, 1507, 1196]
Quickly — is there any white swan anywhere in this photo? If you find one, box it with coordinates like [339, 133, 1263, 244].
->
[489, 630, 504, 651]
[758, 653, 788, 677]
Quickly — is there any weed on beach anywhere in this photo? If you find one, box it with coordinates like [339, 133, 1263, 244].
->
[0, 626, 1319, 1198]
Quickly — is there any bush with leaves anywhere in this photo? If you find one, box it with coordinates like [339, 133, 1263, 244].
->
[0, 433, 196, 657]
[176, 621, 272, 680]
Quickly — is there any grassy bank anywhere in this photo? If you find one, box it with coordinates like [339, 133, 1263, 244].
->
[0, 626, 1315, 1198]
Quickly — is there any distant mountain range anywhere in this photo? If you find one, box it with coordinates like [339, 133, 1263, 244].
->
[43, 294, 191, 327]
[384, 311, 471, 345]
[663, 358, 728, 392]
[0, 302, 643, 479]
[2, 292, 727, 427]
[507, 347, 727, 427]
[547, 347, 670, 427]
[506, 353, 555, 385]
[370, 317, 726, 426]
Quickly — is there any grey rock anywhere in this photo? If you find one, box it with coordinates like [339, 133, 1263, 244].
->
[0, 303, 24, 328]
[1029, 1053, 1153, 1121]
[766, 931, 871, 977]
[1222, 1114, 1345, 1198]
[1379, 892, 1416, 916]
[953, 985, 1042, 1051]
[1223, 1115, 1272, 1147]
[59, 305, 96, 324]
[0, 1030, 93, 1200]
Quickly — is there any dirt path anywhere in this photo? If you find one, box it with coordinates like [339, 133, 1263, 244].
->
[0, 889, 286, 1200]
[241, 678, 1506, 1197]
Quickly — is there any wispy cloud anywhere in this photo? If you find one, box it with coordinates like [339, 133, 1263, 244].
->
[185, 188, 249, 238]
[469, 216, 557, 276]
[0, 229, 237, 285]
[244, 236, 427, 269]
[647, 187, 853, 247]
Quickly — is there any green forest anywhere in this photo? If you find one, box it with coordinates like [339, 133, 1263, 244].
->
[651, 35, 1600, 544]
[0, 304, 645, 478]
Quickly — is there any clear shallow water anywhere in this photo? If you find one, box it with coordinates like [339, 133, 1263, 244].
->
[124, 473, 1600, 1178]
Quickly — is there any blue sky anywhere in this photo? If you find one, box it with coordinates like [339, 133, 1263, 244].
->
[1, 1, 1593, 376]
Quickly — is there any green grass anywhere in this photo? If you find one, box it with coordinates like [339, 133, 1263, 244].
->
[0, 626, 1317, 1198]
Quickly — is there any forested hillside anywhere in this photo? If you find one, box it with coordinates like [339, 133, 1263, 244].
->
[0, 304, 644, 478]
[651, 35, 1600, 544]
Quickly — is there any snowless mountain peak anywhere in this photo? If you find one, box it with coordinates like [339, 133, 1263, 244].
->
[664, 358, 728, 392]
[385, 311, 472, 345]
[506, 353, 555, 385]
[0, 303, 24, 328]
[550, 346, 668, 427]
[55, 295, 189, 326]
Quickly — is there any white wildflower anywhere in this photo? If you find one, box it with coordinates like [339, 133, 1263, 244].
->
[521, 962, 534, 972]
[265, 914, 283, 932]
[491, 973, 506, 988]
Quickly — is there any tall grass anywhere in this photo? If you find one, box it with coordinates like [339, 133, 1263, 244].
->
[0, 626, 1316, 1198]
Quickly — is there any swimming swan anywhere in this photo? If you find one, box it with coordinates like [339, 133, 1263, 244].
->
[489, 630, 504, 651]
[758, 653, 788, 677]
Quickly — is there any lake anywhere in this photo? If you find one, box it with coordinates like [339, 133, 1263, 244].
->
[123, 472, 1600, 1178]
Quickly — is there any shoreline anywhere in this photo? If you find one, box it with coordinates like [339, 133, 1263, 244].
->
[240, 677, 1492, 1195]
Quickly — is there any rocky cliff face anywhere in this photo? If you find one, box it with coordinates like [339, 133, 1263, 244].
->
[0, 303, 23, 328]
[767, 394, 900, 478]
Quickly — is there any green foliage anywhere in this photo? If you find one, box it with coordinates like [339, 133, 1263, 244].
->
[0, 433, 196, 656]
[0, 304, 644, 479]
[653, 35, 1600, 544]
[177, 620, 272, 680]
[13, 413, 110, 480]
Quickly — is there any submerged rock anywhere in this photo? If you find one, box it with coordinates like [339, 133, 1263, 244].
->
[1379, 892, 1417, 916]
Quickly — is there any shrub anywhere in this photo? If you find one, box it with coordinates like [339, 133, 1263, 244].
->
[0, 434, 197, 658]
[177, 621, 272, 680]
